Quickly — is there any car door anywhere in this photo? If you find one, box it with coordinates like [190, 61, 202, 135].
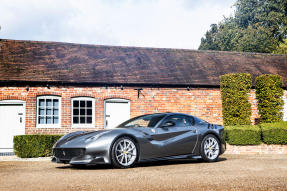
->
[152, 115, 198, 157]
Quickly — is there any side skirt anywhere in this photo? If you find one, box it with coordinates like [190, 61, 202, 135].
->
[139, 154, 201, 163]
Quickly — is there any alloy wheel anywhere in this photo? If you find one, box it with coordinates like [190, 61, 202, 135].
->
[203, 137, 219, 160]
[115, 138, 137, 167]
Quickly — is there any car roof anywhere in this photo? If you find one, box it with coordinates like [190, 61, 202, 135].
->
[144, 112, 192, 117]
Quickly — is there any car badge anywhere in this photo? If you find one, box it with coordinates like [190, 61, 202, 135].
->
[151, 129, 155, 133]
[62, 151, 66, 156]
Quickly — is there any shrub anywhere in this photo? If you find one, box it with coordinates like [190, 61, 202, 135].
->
[260, 122, 287, 144]
[225, 125, 261, 145]
[220, 73, 252, 126]
[14, 135, 62, 158]
[255, 74, 284, 123]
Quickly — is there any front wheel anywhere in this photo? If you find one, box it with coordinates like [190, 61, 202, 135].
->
[111, 137, 138, 168]
[200, 134, 220, 162]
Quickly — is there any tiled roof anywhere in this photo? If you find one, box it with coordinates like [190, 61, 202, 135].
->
[1, 39, 287, 87]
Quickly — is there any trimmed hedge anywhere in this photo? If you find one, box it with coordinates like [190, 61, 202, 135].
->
[225, 125, 261, 145]
[14, 135, 62, 158]
[255, 74, 284, 123]
[220, 73, 252, 126]
[260, 122, 287, 144]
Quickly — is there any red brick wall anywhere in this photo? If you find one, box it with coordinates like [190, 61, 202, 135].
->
[225, 144, 287, 154]
[0, 86, 264, 135]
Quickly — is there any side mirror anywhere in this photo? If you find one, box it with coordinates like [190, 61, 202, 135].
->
[162, 121, 175, 128]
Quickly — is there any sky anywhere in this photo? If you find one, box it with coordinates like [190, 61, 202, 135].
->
[0, 0, 236, 50]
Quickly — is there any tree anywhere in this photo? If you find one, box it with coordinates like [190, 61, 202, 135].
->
[273, 39, 287, 54]
[199, 0, 287, 53]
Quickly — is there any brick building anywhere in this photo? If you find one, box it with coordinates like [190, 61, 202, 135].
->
[0, 39, 287, 153]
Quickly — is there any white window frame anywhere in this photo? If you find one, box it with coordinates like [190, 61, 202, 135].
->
[36, 96, 61, 128]
[71, 97, 95, 128]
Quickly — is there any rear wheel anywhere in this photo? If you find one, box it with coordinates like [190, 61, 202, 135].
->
[111, 137, 138, 168]
[200, 134, 220, 162]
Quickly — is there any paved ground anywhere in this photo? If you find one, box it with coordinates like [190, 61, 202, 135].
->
[0, 154, 287, 191]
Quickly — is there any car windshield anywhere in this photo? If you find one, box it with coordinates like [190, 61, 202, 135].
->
[117, 114, 166, 128]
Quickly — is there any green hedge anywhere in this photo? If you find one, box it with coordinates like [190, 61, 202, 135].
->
[220, 73, 252, 126]
[255, 74, 284, 123]
[14, 135, 62, 158]
[225, 125, 261, 145]
[260, 122, 287, 144]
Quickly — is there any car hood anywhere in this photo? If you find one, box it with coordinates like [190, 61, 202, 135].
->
[55, 130, 111, 147]
[54, 127, 150, 148]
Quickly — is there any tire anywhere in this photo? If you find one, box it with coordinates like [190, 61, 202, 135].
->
[200, 134, 220, 162]
[111, 136, 138, 168]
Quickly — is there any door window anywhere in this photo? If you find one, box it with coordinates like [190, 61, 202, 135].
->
[163, 115, 191, 127]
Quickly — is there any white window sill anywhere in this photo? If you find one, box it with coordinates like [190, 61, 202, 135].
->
[71, 124, 95, 128]
[36, 124, 61, 128]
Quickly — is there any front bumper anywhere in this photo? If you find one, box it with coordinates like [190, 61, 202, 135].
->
[52, 148, 106, 165]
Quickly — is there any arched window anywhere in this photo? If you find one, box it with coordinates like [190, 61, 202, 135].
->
[36, 96, 61, 128]
[71, 97, 95, 128]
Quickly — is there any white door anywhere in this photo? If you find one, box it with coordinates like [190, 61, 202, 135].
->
[105, 99, 130, 129]
[0, 101, 25, 153]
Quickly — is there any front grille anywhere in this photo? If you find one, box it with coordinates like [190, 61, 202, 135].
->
[53, 148, 85, 160]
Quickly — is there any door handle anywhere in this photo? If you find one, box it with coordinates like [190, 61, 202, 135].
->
[192, 129, 197, 133]
[20, 117, 22, 123]
[106, 120, 108, 126]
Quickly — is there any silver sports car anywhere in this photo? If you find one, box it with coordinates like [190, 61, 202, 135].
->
[52, 113, 226, 168]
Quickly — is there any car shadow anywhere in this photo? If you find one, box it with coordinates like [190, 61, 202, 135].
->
[136, 157, 227, 168]
[55, 157, 227, 170]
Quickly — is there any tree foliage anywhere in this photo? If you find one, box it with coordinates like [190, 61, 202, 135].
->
[220, 73, 252, 126]
[255, 74, 284, 123]
[273, 39, 287, 54]
[199, 0, 287, 53]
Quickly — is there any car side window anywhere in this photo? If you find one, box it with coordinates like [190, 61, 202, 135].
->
[163, 115, 191, 127]
[189, 117, 195, 126]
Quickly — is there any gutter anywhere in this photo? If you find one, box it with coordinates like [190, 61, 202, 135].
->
[0, 80, 221, 89]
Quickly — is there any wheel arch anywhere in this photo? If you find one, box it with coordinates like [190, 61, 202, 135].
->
[202, 131, 221, 144]
[200, 131, 222, 156]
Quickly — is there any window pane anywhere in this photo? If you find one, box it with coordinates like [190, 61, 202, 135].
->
[80, 101, 85, 107]
[183, 118, 191, 126]
[87, 109, 92, 115]
[53, 117, 59, 124]
[72, 98, 94, 126]
[46, 109, 52, 115]
[39, 99, 45, 107]
[46, 117, 52, 124]
[87, 117, 92, 124]
[80, 109, 85, 115]
[39, 109, 45, 115]
[73, 109, 79, 115]
[46, 99, 52, 107]
[87, 101, 92, 107]
[39, 117, 45, 124]
[73, 117, 79, 124]
[73, 100, 79, 107]
[80, 117, 85, 124]
[53, 109, 59, 116]
[53, 100, 59, 108]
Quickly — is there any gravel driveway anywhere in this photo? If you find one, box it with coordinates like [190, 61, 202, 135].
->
[0, 154, 286, 191]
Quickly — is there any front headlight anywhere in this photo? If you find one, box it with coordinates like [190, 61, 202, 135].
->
[85, 133, 102, 142]
[85, 131, 109, 143]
